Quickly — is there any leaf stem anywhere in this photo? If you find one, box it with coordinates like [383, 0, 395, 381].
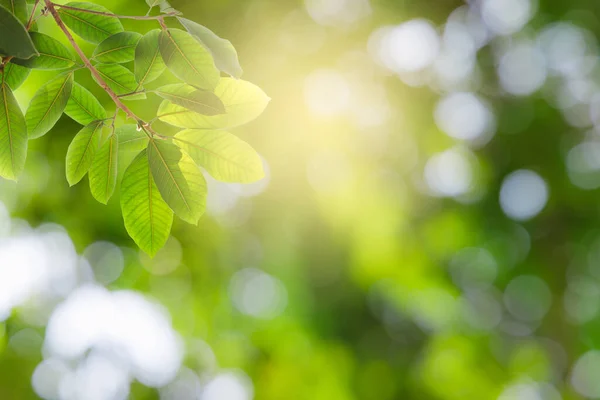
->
[51, 2, 179, 21]
[44, 0, 156, 139]
[26, 0, 41, 30]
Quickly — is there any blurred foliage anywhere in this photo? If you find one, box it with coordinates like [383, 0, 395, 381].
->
[4, 0, 600, 399]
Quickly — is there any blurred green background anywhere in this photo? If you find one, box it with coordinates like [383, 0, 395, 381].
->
[4, 0, 600, 399]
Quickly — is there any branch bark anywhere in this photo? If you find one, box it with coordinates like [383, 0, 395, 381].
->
[44, 0, 153, 136]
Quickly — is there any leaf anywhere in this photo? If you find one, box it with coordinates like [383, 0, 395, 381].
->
[158, 29, 220, 91]
[177, 17, 242, 79]
[92, 31, 142, 64]
[65, 120, 103, 185]
[0, 4, 37, 59]
[158, 78, 270, 129]
[134, 29, 165, 87]
[26, 72, 73, 139]
[121, 149, 173, 257]
[65, 82, 107, 125]
[0, 82, 27, 180]
[89, 133, 117, 203]
[13, 32, 75, 70]
[174, 129, 263, 183]
[0, 0, 27, 24]
[95, 63, 146, 100]
[2, 62, 30, 90]
[58, 2, 123, 44]
[117, 124, 148, 154]
[148, 139, 207, 224]
[145, 0, 163, 8]
[154, 83, 224, 116]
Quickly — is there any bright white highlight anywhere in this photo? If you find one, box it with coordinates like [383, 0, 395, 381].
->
[500, 170, 548, 221]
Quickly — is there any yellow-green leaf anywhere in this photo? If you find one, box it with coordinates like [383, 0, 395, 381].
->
[134, 29, 165, 87]
[174, 129, 263, 183]
[65, 120, 103, 185]
[148, 139, 207, 224]
[58, 2, 123, 44]
[2, 62, 30, 90]
[158, 78, 270, 129]
[26, 72, 73, 139]
[89, 133, 118, 204]
[13, 32, 75, 70]
[65, 82, 107, 125]
[121, 149, 173, 257]
[95, 63, 146, 100]
[177, 17, 242, 79]
[92, 31, 142, 64]
[158, 29, 219, 91]
[0, 82, 27, 180]
[154, 83, 225, 116]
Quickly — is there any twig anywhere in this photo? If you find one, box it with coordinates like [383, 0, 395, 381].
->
[52, 3, 179, 21]
[44, 0, 157, 139]
[26, 0, 40, 30]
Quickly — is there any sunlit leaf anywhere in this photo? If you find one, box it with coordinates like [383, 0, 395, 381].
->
[26, 71, 73, 139]
[158, 28, 219, 91]
[0, 82, 27, 180]
[0, 0, 27, 24]
[65, 82, 107, 125]
[2, 62, 30, 90]
[121, 148, 173, 257]
[174, 129, 263, 183]
[117, 124, 148, 154]
[95, 63, 146, 100]
[58, 2, 123, 44]
[65, 120, 103, 185]
[134, 29, 165, 87]
[148, 138, 207, 224]
[158, 78, 270, 129]
[0, 4, 37, 59]
[89, 133, 118, 204]
[92, 31, 142, 64]
[13, 32, 75, 70]
[178, 17, 242, 78]
[154, 83, 225, 116]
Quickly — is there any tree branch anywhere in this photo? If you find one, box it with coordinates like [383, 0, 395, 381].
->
[44, 0, 155, 138]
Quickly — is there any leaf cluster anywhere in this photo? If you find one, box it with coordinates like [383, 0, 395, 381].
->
[0, 0, 269, 255]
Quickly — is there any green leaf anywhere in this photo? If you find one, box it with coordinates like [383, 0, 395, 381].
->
[65, 82, 107, 125]
[154, 83, 225, 116]
[0, 0, 27, 24]
[13, 32, 75, 70]
[158, 78, 270, 129]
[26, 72, 73, 139]
[95, 63, 146, 100]
[65, 120, 103, 185]
[148, 139, 207, 224]
[117, 124, 148, 154]
[158, 29, 220, 91]
[92, 31, 142, 64]
[0, 4, 37, 59]
[121, 149, 173, 257]
[58, 2, 123, 44]
[134, 29, 165, 87]
[145, 0, 163, 8]
[177, 17, 242, 79]
[0, 82, 27, 180]
[3, 62, 30, 90]
[174, 129, 263, 183]
[89, 133, 117, 203]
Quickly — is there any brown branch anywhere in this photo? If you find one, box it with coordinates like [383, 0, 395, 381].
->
[26, 0, 40, 30]
[53, 3, 179, 21]
[44, 0, 156, 138]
